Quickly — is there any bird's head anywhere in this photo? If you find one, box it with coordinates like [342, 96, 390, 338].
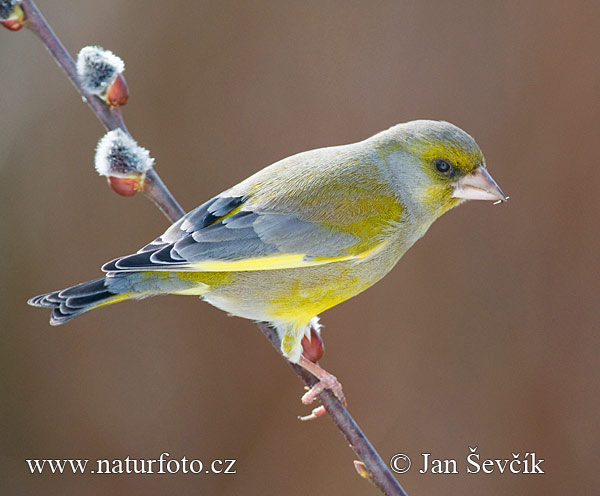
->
[372, 120, 507, 222]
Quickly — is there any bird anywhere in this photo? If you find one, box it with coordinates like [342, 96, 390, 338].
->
[29, 120, 507, 418]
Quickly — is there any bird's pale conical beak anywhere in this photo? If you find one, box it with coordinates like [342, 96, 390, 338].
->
[452, 166, 508, 202]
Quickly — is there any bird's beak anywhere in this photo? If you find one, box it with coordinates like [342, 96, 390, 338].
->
[452, 166, 508, 202]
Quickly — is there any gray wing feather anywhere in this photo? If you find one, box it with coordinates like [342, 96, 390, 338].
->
[102, 194, 356, 272]
[136, 195, 245, 253]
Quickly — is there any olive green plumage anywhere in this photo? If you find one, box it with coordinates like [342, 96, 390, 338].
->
[29, 120, 506, 363]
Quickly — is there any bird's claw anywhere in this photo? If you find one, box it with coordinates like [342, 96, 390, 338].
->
[298, 405, 327, 421]
[297, 355, 346, 421]
[301, 371, 345, 405]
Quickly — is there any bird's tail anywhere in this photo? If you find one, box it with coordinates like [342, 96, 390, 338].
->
[28, 277, 134, 325]
[29, 271, 211, 325]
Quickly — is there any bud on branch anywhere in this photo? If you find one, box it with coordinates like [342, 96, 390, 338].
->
[95, 129, 154, 196]
[1, 1, 25, 30]
[76, 46, 129, 107]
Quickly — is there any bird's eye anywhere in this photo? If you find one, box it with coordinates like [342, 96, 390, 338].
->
[434, 159, 452, 174]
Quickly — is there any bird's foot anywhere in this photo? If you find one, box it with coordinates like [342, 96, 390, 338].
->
[297, 355, 346, 421]
[298, 405, 327, 422]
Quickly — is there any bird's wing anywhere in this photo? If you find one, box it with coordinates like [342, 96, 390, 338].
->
[102, 194, 386, 273]
[103, 143, 405, 273]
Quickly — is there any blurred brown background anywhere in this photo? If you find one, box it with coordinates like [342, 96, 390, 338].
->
[1, 1, 598, 494]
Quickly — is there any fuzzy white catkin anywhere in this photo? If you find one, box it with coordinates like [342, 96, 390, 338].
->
[0, 0, 18, 20]
[95, 129, 154, 177]
[76, 46, 125, 94]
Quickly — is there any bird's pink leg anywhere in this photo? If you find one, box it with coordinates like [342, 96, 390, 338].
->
[297, 355, 346, 421]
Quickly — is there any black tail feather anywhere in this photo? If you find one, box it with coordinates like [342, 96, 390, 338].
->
[28, 277, 119, 325]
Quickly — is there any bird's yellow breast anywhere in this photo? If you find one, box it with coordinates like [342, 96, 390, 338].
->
[187, 232, 411, 327]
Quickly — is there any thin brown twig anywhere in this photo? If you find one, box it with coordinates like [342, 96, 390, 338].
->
[258, 323, 408, 495]
[21, 0, 185, 222]
[17, 1, 408, 494]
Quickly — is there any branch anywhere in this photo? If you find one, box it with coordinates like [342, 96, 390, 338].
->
[258, 323, 408, 495]
[21, 0, 185, 222]
[15, 2, 408, 494]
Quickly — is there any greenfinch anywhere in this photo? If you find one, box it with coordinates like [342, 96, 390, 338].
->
[29, 120, 506, 408]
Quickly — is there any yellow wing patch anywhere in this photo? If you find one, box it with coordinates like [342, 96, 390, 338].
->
[181, 241, 388, 272]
